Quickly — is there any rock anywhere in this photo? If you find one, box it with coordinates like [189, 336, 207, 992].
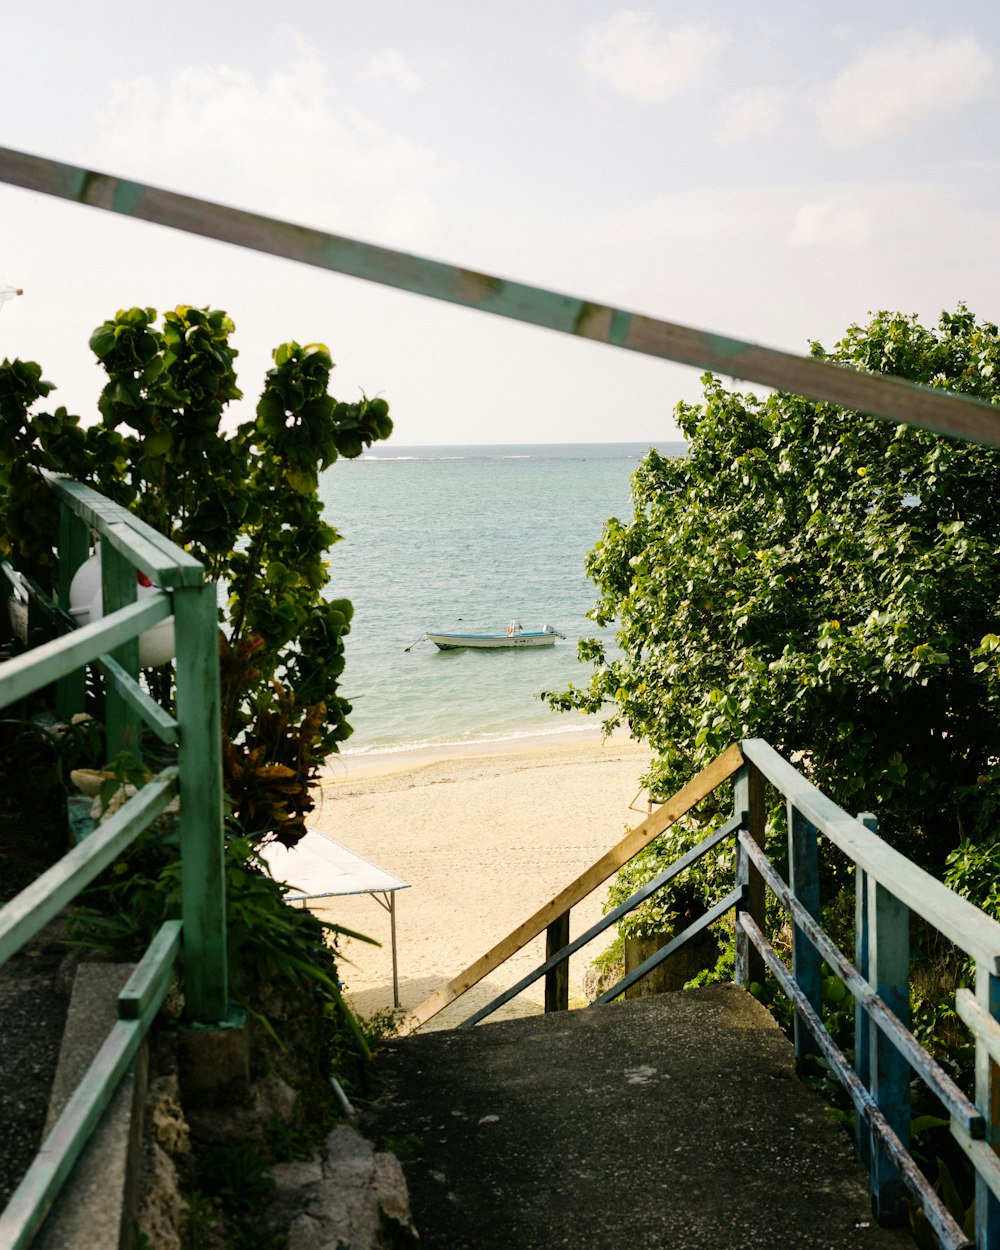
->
[184, 1068, 298, 1146]
[271, 1158, 325, 1192]
[277, 1124, 419, 1250]
[135, 1141, 185, 1250]
[252, 1070, 297, 1127]
[134, 1069, 192, 1250]
[372, 1152, 415, 1232]
[148, 1074, 191, 1156]
[582, 957, 624, 1003]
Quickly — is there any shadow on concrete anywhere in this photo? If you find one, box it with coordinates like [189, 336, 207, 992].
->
[362, 983, 914, 1250]
[345, 973, 546, 1031]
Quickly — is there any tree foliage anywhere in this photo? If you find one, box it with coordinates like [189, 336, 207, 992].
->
[546, 306, 1000, 869]
[0, 305, 392, 843]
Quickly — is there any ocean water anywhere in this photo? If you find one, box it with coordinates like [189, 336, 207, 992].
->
[317, 442, 685, 755]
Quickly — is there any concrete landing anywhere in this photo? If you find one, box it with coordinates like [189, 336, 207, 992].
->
[364, 983, 913, 1250]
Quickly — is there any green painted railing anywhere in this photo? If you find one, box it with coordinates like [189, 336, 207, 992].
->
[0, 474, 227, 1249]
[2, 144, 1000, 447]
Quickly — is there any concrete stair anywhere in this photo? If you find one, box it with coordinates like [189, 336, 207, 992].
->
[37, 963, 144, 1250]
[363, 983, 914, 1250]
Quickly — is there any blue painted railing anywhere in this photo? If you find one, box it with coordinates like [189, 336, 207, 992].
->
[0, 474, 227, 1249]
[415, 740, 1000, 1249]
[734, 740, 999, 1250]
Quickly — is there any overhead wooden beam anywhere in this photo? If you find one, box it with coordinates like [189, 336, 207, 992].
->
[2, 145, 1000, 445]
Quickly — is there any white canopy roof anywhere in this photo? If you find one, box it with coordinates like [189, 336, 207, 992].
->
[258, 829, 409, 900]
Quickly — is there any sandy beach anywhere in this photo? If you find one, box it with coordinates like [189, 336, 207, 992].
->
[307, 732, 652, 1030]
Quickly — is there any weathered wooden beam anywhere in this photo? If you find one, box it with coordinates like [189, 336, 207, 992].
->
[173, 581, 228, 1023]
[867, 877, 911, 1220]
[0, 770, 178, 967]
[975, 967, 1000, 1245]
[404, 742, 744, 1032]
[855, 811, 876, 1168]
[45, 476, 205, 588]
[0, 595, 170, 713]
[788, 803, 822, 1072]
[102, 539, 140, 758]
[117, 920, 182, 1021]
[55, 503, 89, 719]
[957, 987, 1000, 1068]
[952, 1119, 1000, 1209]
[544, 913, 570, 1014]
[3, 146, 1000, 445]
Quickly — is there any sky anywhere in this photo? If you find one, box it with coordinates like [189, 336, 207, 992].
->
[1, 2, 999, 445]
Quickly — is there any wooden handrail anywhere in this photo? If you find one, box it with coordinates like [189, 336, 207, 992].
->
[0, 477, 228, 1247]
[462, 813, 746, 1027]
[4, 149, 1000, 446]
[403, 742, 744, 1031]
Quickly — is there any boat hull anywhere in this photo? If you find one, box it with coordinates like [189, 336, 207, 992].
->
[427, 631, 557, 650]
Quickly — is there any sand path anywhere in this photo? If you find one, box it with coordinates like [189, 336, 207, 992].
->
[308, 733, 652, 1030]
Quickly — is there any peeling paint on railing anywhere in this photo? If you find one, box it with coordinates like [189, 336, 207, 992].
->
[2, 145, 1000, 445]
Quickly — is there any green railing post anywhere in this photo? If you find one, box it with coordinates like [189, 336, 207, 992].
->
[172, 579, 228, 1023]
[0, 476, 235, 1238]
[734, 760, 766, 988]
[102, 540, 140, 758]
[867, 876, 910, 1222]
[975, 965, 1000, 1247]
[787, 802, 821, 1071]
[55, 503, 89, 721]
[854, 812, 876, 1170]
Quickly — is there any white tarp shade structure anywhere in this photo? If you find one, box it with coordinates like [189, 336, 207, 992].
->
[259, 830, 409, 1006]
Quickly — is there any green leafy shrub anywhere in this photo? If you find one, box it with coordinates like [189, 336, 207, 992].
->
[0, 306, 393, 842]
[550, 305, 1000, 972]
[546, 306, 1000, 874]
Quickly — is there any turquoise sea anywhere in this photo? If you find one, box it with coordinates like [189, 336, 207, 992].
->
[317, 442, 685, 755]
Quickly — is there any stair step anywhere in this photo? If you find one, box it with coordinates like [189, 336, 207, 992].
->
[364, 983, 912, 1250]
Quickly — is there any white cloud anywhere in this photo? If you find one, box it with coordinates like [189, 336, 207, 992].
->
[93, 59, 444, 245]
[715, 88, 786, 144]
[365, 48, 421, 92]
[589, 180, 947, 259]
[817, 31, 992, 148]
[599, 184, 799, 247]
[559, 178, 1000, 369]
[789, 198, 872, 250]
[579, 10, 721, 104]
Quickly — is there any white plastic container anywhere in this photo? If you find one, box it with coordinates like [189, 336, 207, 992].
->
[69, 553, 175, 667]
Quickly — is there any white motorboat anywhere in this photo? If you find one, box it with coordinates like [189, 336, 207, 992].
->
[425, 620, 565, 651]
